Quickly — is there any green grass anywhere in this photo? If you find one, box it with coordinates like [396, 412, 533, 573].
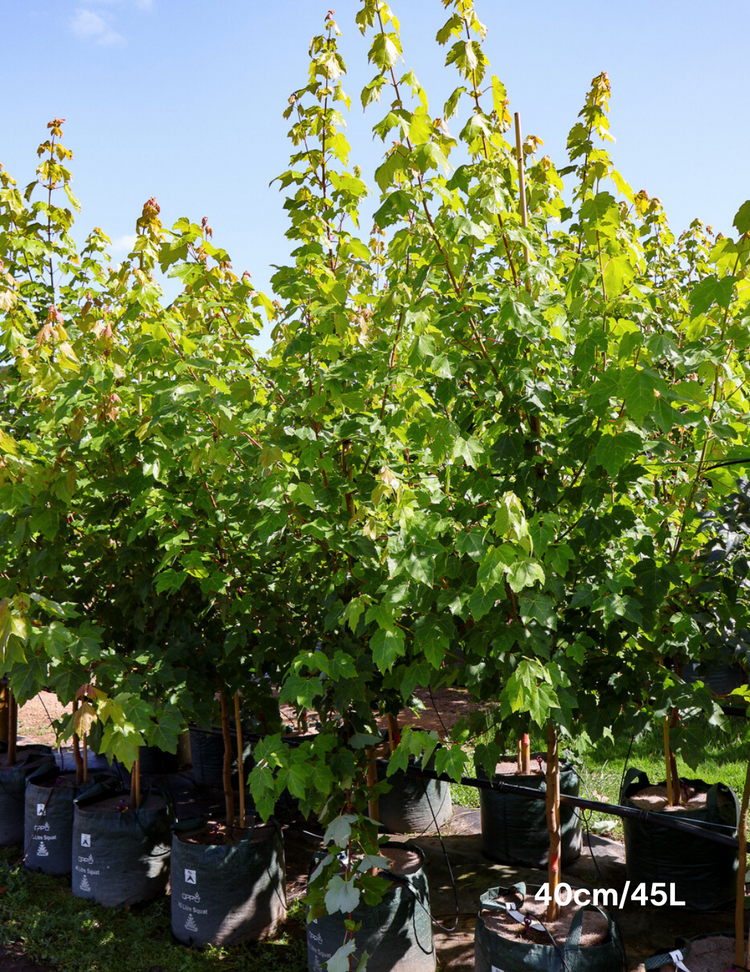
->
[0, 848, 306, 972]
[450, 715, 750, 840]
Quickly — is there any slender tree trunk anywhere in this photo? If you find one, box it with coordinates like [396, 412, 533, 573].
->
[387, 714, 398, 754]
[521, 732, 531, 774]
[0, 681, 9, 743]
[219, 688, 235, 829]
[72, 699, 84, 786]
[234, 692, 245, 829]
[545, 723, 561, 923]
[736, 755, 750, 968]
[367, 748, 379, 822]
[82, 732, 88, 783]
[7, 691, 17, 767]
[130, 759, 141, 809]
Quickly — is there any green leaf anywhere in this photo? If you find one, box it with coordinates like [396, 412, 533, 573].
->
[453, 436, 483, 468]
[507, 558, 545, 593]
[434, 745, 465, 782]
[325, 875, 361, 914]
[689, 275, 735, 316]
[371, 627, 405, 673]
[733, 200, 750, 236]
[618, 367, 656, 425]
[594, 431, 642, 476]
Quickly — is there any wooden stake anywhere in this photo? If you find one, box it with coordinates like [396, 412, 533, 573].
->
[663, 718, 674, 807]
[514, 112, 529, 263]
[234, 692, 245, 829]
[219, 688, 235, 829]
[82, 732, 88, 783]
[736, 754, 750, 968]
[387, 714, 398, 755]
[7, 690, 17, 767]
[545, 723, 561, 923]
[521, 732, 531, 775]
[0, 681, 9, 743]
[516, 738, 522, 773]
[72, 699, 84, 786]
[130, 759, 141, 809]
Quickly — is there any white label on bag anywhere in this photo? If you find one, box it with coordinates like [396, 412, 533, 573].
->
[80, 874, 91, 892]
[185, 914, 198, 933]
[184, 869, 197, 885]
[81, 833, 91, 847]
[36, 842, 48, 857]
[36, 804, 46, 817]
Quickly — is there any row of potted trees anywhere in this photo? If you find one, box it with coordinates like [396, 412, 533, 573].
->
[1, 0, 750, 967]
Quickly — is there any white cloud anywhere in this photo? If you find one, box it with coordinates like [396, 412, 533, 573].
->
[71, 8, 124, 45]
[110, 234, 137, 254]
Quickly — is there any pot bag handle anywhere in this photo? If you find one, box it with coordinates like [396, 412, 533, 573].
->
[564, 902, 618, 951]
[704, 782, 739, 826]
[620, 767, 649, 803]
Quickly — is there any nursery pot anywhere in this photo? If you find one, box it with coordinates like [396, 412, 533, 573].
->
[376, 760, 452, 834]
[307, 842, 435, 972]
[170, 814, 286, 947]
[24, 766, 116, 875]
[72, 783, 173, 907]
[0, 745, 55, 846]
[620, 768, 738, 911]
[478, 758, 582, 867]
[474, 884, 626, 972]
[644, 933, 736, 970]
[189, 725, 253, 788]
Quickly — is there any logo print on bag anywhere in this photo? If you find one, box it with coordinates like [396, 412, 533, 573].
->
[184, 869, 197, 885]
[36, 804, 46, 817]
[185, 914, 198, 933]
[80, 874, 91, 892]
[36, 842, 49, 857]
[81, 834, 91, 847]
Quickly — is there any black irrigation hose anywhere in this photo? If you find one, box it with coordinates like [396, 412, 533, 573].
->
[380, 759, 741, 851]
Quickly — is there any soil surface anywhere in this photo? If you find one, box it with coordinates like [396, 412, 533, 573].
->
[78, 792, 166, 813]
[628, 783, 728, 812]
[481, 891, 610, 947]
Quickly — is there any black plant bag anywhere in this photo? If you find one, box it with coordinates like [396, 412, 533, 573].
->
[24, 765, 117, 875]
[478, 760, 582, 867]
[170, 814, 286, 948]
[0, 745, 55, 846]
[307, 842, 435, 972]
[72, 782, 173, 907]
[620, 768, 738, 911]
[474, 884, 626, 972]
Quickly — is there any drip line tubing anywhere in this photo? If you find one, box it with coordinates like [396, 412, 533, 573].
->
[379, 759, 740, 851]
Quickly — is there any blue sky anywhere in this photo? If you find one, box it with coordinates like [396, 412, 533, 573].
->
[3, 1, 749, 348]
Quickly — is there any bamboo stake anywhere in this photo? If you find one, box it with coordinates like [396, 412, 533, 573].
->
[545, 723, 561, 923]
[130, 759, 141, 809]
[514, 112, 529, 264]
[516, 738, 522, 773]
[219, 688, 235, 829]
[387, 714, 398, 755]
[7, 690, 17, 767]
[72, 698, 84, 786]
[234, 692, 245, 829]
[667, 709, 681, 806]
[736, 755, 750, 968]
[521, 732, 531, 775]
[0, 681, 9, 743]
[663, 718, 674, 807]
